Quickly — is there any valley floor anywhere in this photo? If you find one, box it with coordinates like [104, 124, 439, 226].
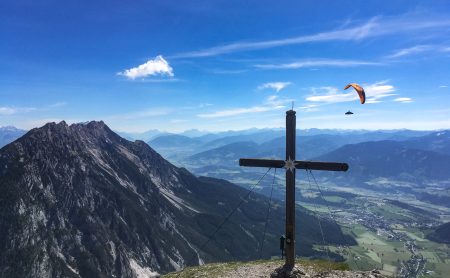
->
[300, 186, 450, 278]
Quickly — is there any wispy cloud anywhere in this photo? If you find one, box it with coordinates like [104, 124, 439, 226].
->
[170, 119, 189, 123]
[386, 44, 450, 59]
[258, 82, 292, 92]
[386, 45, 432, 58]
[364, 81, 396, 103]
[106, 108, 172, 121]
[49, 102, 67, 108]
[197, 95, 291, 118]
[0, 102, 68, 116]
[298, 104, 319, 112]
[173, 19, 378, 58]
[197, 106, 284, 118]
[172, 16, 450, 58]
[0, 107, 19, 115]
[306, 81, 396, 104]
[255, 59, 381, 69]
[306, 87, 354, 103]
[0, 106, 37, 115]
[439, 85, 448, 88]
[393, 97, 413, 103]
[127, 78, 182, 83]
[118, 55, 174, 80]
[209, 69, 249, 74]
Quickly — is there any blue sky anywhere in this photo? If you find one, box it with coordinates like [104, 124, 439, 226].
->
[1, 0, 450, 132]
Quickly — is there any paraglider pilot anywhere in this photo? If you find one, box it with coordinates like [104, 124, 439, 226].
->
[280, 235, 286, 259]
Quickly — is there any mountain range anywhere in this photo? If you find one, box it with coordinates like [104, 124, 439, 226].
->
[0, 126, 26, 148]
[0, 121, 352, 277]
[144, 129, 450, 210]
[317, 139, 450, 182]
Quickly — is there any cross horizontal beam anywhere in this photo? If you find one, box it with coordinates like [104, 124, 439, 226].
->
[239, 158, 349, 172]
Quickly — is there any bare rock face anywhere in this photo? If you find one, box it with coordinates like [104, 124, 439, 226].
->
[0, 121, 203, 277]
[0, 121, 287, 277]
[0, 121, 358, 277]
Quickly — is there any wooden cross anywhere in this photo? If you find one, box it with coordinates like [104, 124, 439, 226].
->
[239, 109, 349, 270]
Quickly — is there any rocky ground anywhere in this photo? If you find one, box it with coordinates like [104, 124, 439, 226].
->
[162, 260, 386, 278]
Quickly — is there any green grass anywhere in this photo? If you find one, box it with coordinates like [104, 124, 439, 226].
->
[161, 259, 350, 278]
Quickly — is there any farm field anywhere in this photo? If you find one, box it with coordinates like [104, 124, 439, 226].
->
[301, 189, 450, 278]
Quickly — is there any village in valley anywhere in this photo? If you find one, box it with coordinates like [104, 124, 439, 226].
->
[300, 186, 450, 277]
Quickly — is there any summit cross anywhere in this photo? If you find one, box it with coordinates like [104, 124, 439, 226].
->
[239, 109, 349, 272]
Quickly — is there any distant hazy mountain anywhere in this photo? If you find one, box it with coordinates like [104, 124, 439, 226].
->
[151, 129, 432, 164]
[403, 130, 450, 155]
[179, 130, 435, 179]
[201, 130, 285, 149]
[117, 129, 167, 141]
[148, 135, 205, 161]
[427, 222, 450, 244]
[0, 126, 26, 148]
[179, 129, 210, 137]
[317, 140, 450, 182]
[150, 134, 202, 148]
[186, 141, 260, 168]
[0, 121, 351, 277]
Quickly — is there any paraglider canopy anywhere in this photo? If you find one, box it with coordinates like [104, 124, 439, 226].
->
[344, 83, 366, 104]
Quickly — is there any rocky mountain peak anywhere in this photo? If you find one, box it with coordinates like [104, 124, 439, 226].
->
[35, 120, 117, 141]
[0, 121, 354, 277]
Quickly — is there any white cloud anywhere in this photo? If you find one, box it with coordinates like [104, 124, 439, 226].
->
[173, 19, 377, 58]
[439, 85, 448, 88]
[298, 104, 319, 112]
[386, 44, 450, 59]
[49, 102, 67, 108]
[170, 119, 189, 123]
[386, 45, 432, 58]
[0, 106, 37, 115]
[106, 108, 172, 121]
[258, 82, 292, 92]
[393, 97, 413, 103]
[364, 81, 396, 103]
[209, 69, 249, 74]
[197, 106, 284, 118]
[197, 95, 290, 118]
[118, 55, 174, 80]
[173, 16, 450, 58]
[255, 59, 381, 69]
[306, 81, 396, 104]
[265, 95, 294, 106]
[306, 87, 353, 103]
[0, 107, 18, 115]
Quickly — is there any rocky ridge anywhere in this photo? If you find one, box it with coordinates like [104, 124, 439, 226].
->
[0, 121, 352, 277]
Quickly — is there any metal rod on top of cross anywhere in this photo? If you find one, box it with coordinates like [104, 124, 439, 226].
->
[239, 109, 349, 273]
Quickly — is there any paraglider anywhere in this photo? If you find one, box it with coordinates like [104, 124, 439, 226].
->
[344, 83, 366, 104]
[343, 83, 365, 115]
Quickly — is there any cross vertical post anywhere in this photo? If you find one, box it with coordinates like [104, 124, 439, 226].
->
[239, 109, 349, 275]
[285, 110, 296, 269]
